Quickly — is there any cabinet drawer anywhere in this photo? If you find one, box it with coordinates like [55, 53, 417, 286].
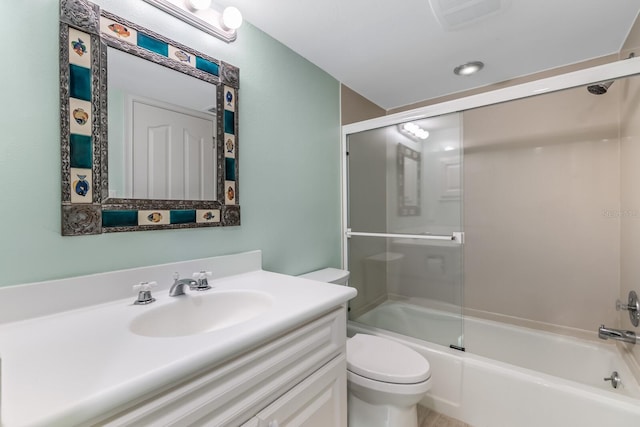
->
[97, 307, 346, 426]
[248, 354, 347, 427]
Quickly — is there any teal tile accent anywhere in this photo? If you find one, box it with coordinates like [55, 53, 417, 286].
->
[69, 134, 92, 168]
[170, 210, 196, 224]
[137, 33, 168, 57]
[225, 158, 236, 181]
[102, 210, 138, 227]
[69, 64, 91, 101]
[195, 57, 219, 76]
[224, 110, 235, 134]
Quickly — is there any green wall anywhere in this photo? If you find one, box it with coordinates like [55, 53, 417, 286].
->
[0, 0, 341, 287]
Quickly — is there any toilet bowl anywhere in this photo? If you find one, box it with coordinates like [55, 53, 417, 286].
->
[299, 268, 432, 427]
[347, 333, 431, 427]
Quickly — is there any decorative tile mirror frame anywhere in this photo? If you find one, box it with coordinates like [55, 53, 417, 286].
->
[59, 0, 240, 235]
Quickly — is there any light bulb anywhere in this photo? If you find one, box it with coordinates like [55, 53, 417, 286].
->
[186, 0, 212, 10]
[222, 6, 243, 30]
[403, 123, 417, 132]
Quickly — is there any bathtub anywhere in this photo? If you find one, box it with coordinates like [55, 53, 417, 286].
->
[349, 300, 640, 427]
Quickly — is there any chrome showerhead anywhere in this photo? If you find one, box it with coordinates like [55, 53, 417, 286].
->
[587, 80, 614, 95]
[587, 53, 636, 95]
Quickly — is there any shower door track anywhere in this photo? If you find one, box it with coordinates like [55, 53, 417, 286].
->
[346, 229, 464, 243]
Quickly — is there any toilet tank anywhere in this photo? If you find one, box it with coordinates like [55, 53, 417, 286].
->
[299, 268, 350, 285]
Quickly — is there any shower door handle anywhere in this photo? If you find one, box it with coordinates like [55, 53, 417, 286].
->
[345, 229, 464, 243]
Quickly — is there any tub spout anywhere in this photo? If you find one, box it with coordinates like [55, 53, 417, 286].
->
[598, 325, 637, 344]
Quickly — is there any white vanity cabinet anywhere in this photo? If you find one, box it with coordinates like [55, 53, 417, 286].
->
[0, 252, 357, 426]
[96, 307, 348, 427]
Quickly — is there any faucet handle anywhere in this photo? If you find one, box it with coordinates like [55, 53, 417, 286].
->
[133, 281, 157, 292]
[616, 290, 640, 327]
[192, 270, 212, 280]
[192, 270, 212, 291]
[133, 281, 157, 305]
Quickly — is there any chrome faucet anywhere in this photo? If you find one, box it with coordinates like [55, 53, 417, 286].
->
[169, 273, 199, 297]
[169, 271, 212, 296]
[598, 325, 637, 344]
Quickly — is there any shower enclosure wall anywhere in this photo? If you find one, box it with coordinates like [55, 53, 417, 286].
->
[342, 57, 640, 426]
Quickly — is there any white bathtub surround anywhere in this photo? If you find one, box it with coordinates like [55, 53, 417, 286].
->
[0, 251, 356, 426]
[463, 85, 622, 333]
[351, 301, 640, 427]
[462, 305, 607, 343]
[388, 293, 640, 378]
[620, 56, 640, 383]
[388, 293, 604, 342]
[620, 341, 640, 385]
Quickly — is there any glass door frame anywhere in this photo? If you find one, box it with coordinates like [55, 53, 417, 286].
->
[340, 56, 640, 268]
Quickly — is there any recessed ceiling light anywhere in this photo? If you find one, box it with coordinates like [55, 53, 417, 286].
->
[453, 61, 484, 76]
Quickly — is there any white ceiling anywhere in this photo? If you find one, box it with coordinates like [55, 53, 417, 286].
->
[218, 0, 640, 110]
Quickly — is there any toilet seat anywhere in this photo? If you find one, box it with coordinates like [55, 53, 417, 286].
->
[347, 334, 431, 384]
[347, 369, 433, 396]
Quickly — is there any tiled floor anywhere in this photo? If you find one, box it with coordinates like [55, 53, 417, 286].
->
[417, 405, 472, 427]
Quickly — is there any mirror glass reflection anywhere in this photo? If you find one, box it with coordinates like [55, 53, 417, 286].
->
[107, 47, 217, 200]
[402, 156, 419, 206]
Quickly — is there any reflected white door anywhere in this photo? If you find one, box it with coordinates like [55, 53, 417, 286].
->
[131, 100, 215, 200]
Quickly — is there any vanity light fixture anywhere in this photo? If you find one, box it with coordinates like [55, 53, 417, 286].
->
[453, 61, 484, 76]
[221, 6, 243, 30]
[186, 0, 212, 10]
[143, 0, 242, 42]
[401, 122, 430, 140]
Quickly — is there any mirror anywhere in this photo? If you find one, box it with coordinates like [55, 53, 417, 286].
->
[107, 47, 217, 200]
[397, 144, 421, 216]
[59, 0, 240, 235]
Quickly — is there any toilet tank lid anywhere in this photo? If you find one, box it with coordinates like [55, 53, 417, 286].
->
[299, 268, 350, 284]
[347, 334, 431, 384]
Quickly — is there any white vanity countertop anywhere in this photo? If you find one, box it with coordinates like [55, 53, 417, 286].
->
[0, 269, 356, 427]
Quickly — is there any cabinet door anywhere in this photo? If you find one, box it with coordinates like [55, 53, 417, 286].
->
[251, 355, 347, 427]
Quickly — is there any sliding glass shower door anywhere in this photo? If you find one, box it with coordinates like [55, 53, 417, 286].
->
[345, 112, 465, 350]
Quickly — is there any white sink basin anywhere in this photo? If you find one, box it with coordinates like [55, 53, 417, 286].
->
[130, 290, 274, 337]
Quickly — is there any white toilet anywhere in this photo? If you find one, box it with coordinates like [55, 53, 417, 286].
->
[299, 268, 432, 427]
